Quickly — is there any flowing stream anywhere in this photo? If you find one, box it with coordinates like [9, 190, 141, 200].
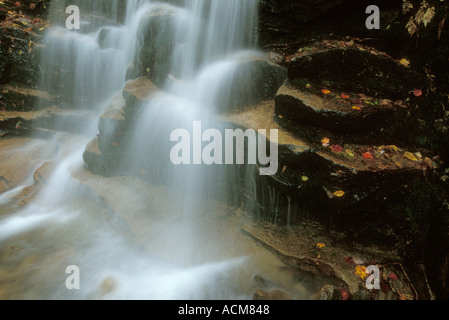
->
[0, 0, 321, 299]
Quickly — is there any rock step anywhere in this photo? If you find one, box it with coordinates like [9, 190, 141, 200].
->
[275, 80, 408, 133]
[220, 100, 436, 225]
[0, 85, 54, 111]
[241, 220, 420, 299]
[285, 39, 426, 100]
[0, 107, 96, 137]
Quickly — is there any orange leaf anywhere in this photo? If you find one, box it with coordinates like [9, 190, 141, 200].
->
[341, 93, 350, 99]
[352, 106, 362, 111]
[321, 137, 330, 147]
[322, 89, 331, 95]
[362, 152, 374, 160]
[414, 89, 422, 97]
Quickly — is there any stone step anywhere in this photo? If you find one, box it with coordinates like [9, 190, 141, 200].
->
[220, 100, 437, 228]
[275, 80, 407, 132]
[241, 220, 420, 300]
[0, 106, 96, 137]
[285, 39, 426, 100]
[0, 85, 54, 112]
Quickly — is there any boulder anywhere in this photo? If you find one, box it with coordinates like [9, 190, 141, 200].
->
[129, 4, 180, 85]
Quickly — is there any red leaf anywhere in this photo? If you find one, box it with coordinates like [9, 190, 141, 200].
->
[331, 145, 343, 153]
[341, 93, 350, 99]
[345, 256, 354, 264]
[389, 272, 398, 281]
[362, 152, 374, 160]
[14, 1, 21, 6]
[414, 89, 422, 97]
[340, 289, 350, 300]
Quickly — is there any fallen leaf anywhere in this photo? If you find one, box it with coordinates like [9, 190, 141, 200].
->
[341, 93, 350, 99]
[322, 89, 331, 95]
[389, 272, 398, 281]
[331, 145, 343, 153]
[306, 84, 312, 89]
[413, 89, 422, 97]
[362, 152, 374, 160]
[334, 190, 345, 197]
[399, 58, 410, 67]
[346, 149, 355, 157]
[301, 176, 309, 182]
[316, 242, 325, 249]
[352, 106, 362, 111]
[321, 137, 330, 147]
[404, 152, 419, 161]
[389, 145, 399, 152]
[355, 265, 367, 279]
[340, 289, 350, 300]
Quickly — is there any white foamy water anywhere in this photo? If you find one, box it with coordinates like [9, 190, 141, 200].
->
[0, 0, 317, 300]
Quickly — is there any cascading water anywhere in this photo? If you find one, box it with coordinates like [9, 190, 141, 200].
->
[0, 0, 317, 300]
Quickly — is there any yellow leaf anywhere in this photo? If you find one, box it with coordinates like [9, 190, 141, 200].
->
[346, 149, 354, 157]
[404, 152, 419, 161]
[355, 265, 367, 279]
[306, 84, 312, 89]
[316, 242, 325, 249]
[352, 106, 362, 111]
[399, 58, 410, 67]
[389, 145, 399, 152]
[334, 190, 345, 197]
[301, 176, 309, 182]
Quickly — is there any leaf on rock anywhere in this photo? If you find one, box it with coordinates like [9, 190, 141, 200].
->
[414, 89, 422, 97]
[322, 89, 331, 95]
[404, 152, 419, 161]
[389, 272, 398, 281]
[331, 144, 343, 153]
[399, 58, 411, 67]
[346, 149, 355, 157]
[362, 152, 374, 160]
[334, 190, 345, 197]
[321, 137, 330, 147]
[316, 242, 325, 249]
[352, 105, 362, 111]
[341, 93, 350, 99]
[340, 289, 350, 300]
[355, 265, 367, 280]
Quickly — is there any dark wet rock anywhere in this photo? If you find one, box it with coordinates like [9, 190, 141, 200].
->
[285, 41, 426, 100]
[0, 11, 47, 89]
[212, 55, 287, 113]
[130, 5, 179, 85]
[0, 85, 53, 111]
[310, 284, 342, 300]
[97, 94, 127, 153]
[275, 80, 406, 133]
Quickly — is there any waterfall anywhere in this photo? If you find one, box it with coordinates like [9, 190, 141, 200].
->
[0, 0, 289, 300]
